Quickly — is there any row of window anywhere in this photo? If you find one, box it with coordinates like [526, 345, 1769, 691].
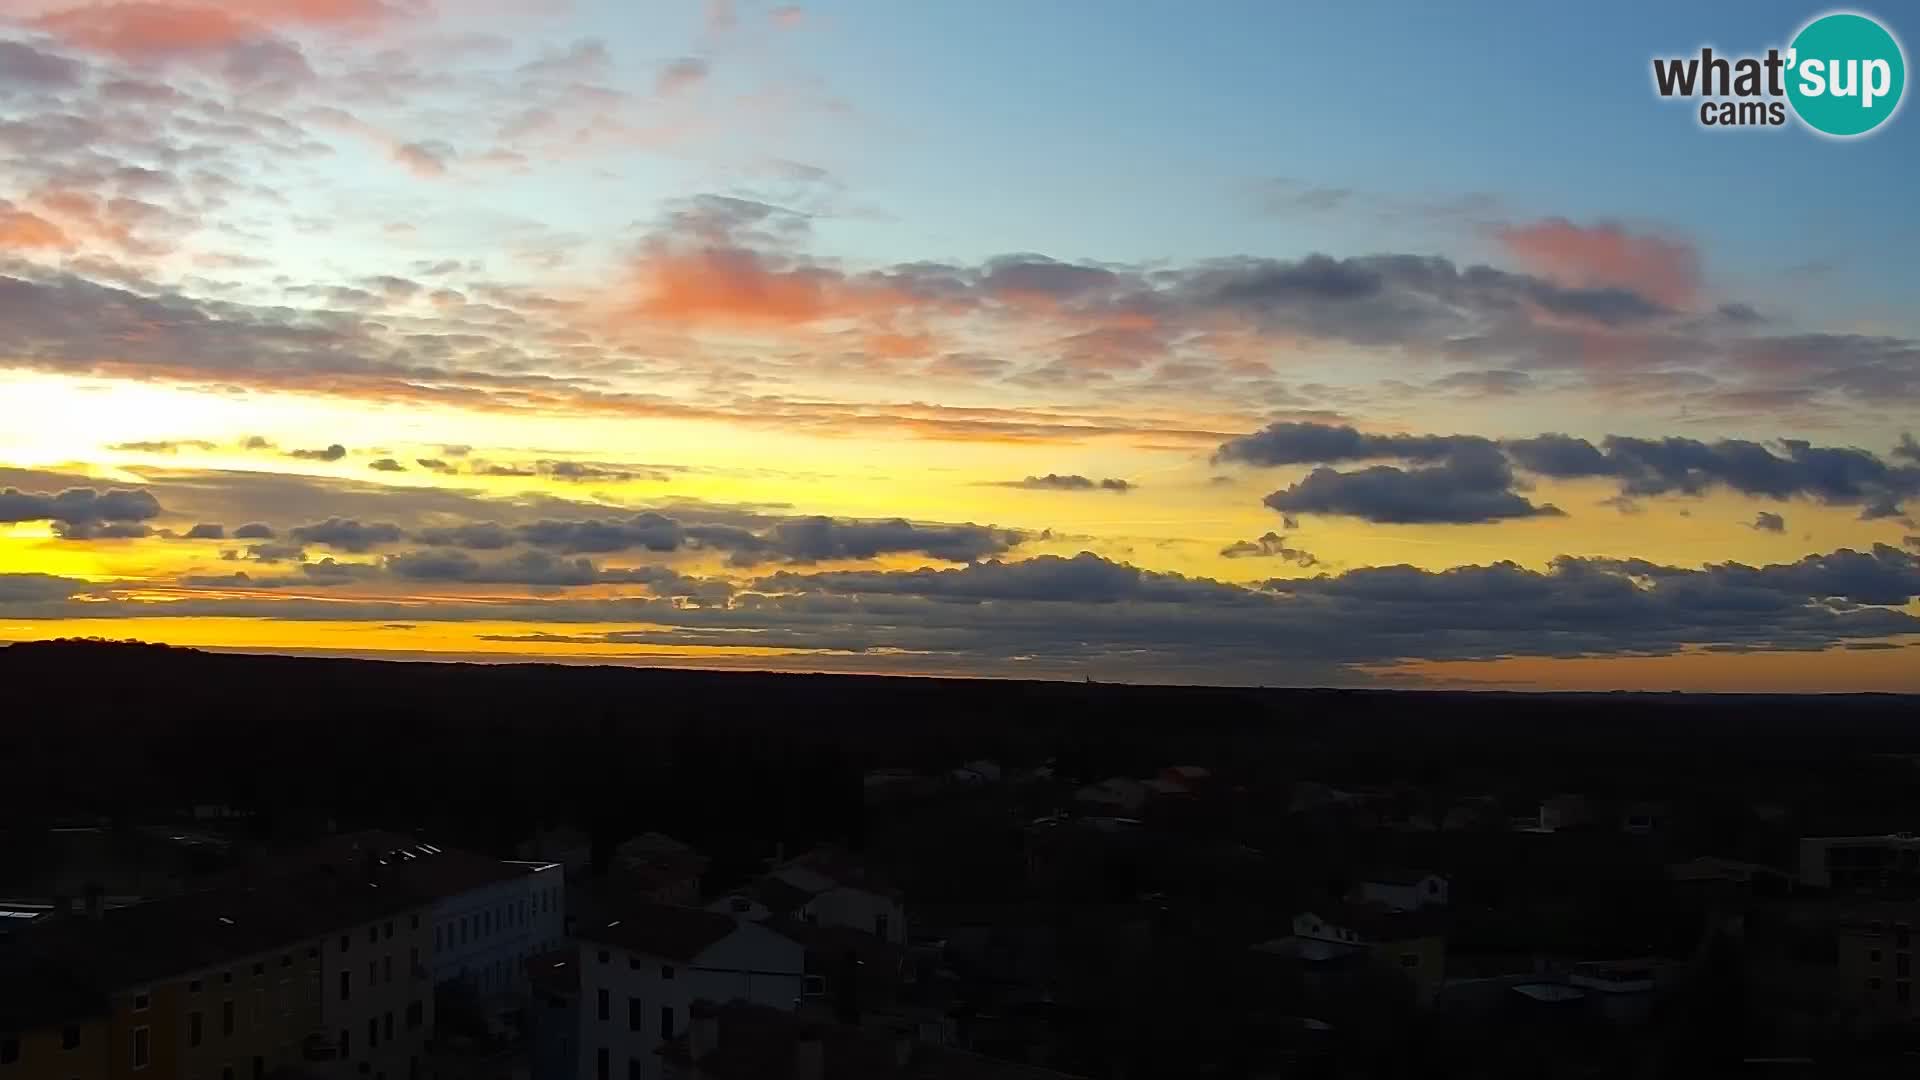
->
[336, 1002, 424, 1058]
[1865, 976, 1914, 1003]
[341, 916, 422, 955]
[593, 991, 675, 1039]
[1866, 948, 1914, 976]
[437, 887, 557, 954]
[595, 1048, 653, 1080]
[339, 948, 420, 1002]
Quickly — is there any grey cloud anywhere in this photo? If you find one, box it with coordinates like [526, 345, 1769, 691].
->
[1750, 511, 1786, 533]
[0, 41, 83, 88]
[998, 474, 1133, 493]
[288, 517, 402, 552]
[232, 522, 275, 539]
[0, 486, 162, 526]
[1219, 532, 1318, 566]
[288, 443, 348, 462]
[1224, 423, 1919, 519]
[368, 458, 407, 472]
[9, 547, 1917, 684]
[1265, 444, 1561, 525]
[415, 458, 456, 473]
[185, 523, 226, 539]
[1215, 421, 1489, 466]
[415, 521, 515, 550]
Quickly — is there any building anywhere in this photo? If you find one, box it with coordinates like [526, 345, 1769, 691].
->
[709, 849, 905, 946]
[525, 951, 580, 1080]
[1798, 833, 1920, 891]
[1265, 904, 1449, 1006]
[0, 950, 110, 1080]
[1836, 902, 1920, 1022]
[1350, 869, 1450, 913]
[574, 903, 806, 1080]
[240, 832, 566, 1015]
[10, 870, 436, 1080]
[659, 999, 1084, 1080]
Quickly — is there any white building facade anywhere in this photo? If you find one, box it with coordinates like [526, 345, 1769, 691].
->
[576, 910, 804, 1080]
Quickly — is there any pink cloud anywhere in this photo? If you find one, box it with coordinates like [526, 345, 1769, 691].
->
[1496, 217, 1702, 309]
[28, 0, 406, 57]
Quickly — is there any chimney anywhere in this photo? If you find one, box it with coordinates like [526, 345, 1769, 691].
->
[688, 1002, 719, 1063]
[84, 882, 105, 921]
[793, 1027, 824, 1080]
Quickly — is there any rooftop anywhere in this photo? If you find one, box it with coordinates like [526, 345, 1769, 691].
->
[577, 902, 747, 962]
[664, 999, 1083, 1080]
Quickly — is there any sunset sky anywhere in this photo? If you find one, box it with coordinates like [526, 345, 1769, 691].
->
[2, 0, 1917, 690]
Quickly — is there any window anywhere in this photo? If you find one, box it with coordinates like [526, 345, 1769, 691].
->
[131, 1027, 150, 1070]
[190, 979, 204, 994]
[307, 946, 319, 960]
[1400, 953, 1420, 968]
[628, 957, 640, 971]
[251, 962, 263, 977]
[660, 965, 674, 981]
[627, 997, 642, 1033]
[1902, 954, 1913, 977]
[340, 972, 351, 1002]
[597, 989, 610, 1022]
[252, 1057, 263, 1080]
[384, 921, 394, 940]
[340, 936, 350, 954]
[875, 914, 889, 939]
[133, 993, 151, 1012]
[368, 1019, 378, 1049]
[1872, 949, 1884, 963]
[223, 972, 233, 986]
[383, 1013, 393, 1041]
[340, 1030, 349, 1058]
[409, 948, 419, 975]
[369, 927, 378, 945]
[406, 1002, 424, 1031]
[1901, 926, 1913, 949]
[369, 962, 377, 986]
[1871, 977, 1884, 991]
[222, 1001, 235, 1037]
[597, 950, 610, 965]
[189, 1012, 203, 1047]
[384, 957, 393, 983]
[659, 1007, 674, 1040]
[221, 1066, 233, 1080]
[1902, 982, 1913, 1004]
[596, 1049, 609, 1080]
[628, 1060, 641, 1080]
[1, 1038, 18, 1066]
[62, 1027, 80, 1051]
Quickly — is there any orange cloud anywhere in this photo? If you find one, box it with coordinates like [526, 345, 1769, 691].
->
[1496, 217, 1701, 309]
[627, 249, 904, 329]
[0, 208, 72, 250]
[29, 0, 403, 57]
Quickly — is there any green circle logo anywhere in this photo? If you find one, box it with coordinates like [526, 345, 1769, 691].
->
[1787, 12, 1906, 137]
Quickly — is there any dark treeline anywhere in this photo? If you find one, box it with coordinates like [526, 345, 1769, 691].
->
[4, 639, 1919, 890]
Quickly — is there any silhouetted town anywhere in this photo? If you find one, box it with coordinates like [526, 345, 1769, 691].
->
[6, 642, 1920, 1078]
